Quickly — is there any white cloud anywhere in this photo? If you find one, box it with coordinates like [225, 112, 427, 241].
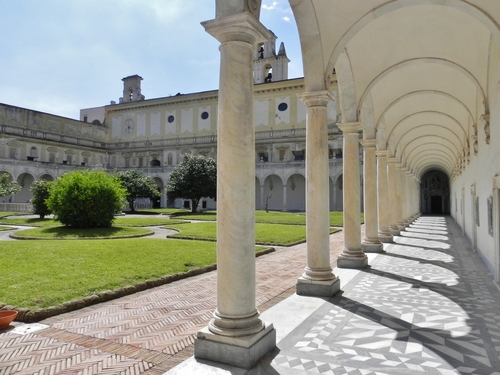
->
[283, 16, 291, 23]
[262, 1, 278, 11]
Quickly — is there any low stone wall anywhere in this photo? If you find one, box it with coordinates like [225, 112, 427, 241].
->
[0, 203, 32, 213]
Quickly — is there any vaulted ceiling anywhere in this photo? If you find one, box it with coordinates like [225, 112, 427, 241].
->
[289, 0, 500, 180]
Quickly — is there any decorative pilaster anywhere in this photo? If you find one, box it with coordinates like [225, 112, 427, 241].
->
[196, 13, 276, 369]
[376, 150, 393, 242]
[296, 91, 340, 296]
[337, 123, 368, 269]
[387, 157, 400, 236]
[360, 139, 383, 252]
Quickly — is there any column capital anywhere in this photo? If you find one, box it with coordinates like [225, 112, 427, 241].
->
[386, 157, 398, 164]
[338, 122, 362, 134]
[297, 91, 334, 107]
[360, 139, 377, 149]
[376, 149, 388, 158]
[202, 12, 272, 45]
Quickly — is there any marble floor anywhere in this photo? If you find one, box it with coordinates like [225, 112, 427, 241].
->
[169, 216, 500, 375]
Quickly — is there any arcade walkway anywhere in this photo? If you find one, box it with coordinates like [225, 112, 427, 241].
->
[1, 217, 500, 374]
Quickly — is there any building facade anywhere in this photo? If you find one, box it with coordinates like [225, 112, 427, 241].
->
[0, 32, 345, 212]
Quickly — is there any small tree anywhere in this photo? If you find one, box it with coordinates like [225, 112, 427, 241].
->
[31, 180, 53, 219]
[0, 173, 21, 197]
[117, 169, 161, 212]
[166, 154, 216, 213]
[47, 170, 126, 228]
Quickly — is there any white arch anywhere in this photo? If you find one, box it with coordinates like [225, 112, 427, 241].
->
[323, 0, 500, 90]
[360, 58, 487, 114]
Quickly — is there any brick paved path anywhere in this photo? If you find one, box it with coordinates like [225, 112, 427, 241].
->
[0, 229, 346, 375]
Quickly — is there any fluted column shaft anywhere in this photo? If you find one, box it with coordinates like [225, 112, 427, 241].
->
[337, 123, 368, 269]
[296, 91, 340, 297]
[376, 150, 393, 242]
[387, 157, 400, 235]
[360, 139, 383, 252]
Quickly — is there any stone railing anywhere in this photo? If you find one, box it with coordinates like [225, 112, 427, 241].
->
[0, 203, 32, 213]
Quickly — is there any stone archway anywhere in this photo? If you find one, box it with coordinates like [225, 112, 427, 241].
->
[420, 170, 450, 214]
[285, 174, 305, 211]
[262, 174, 284, 211]
[16, 173, 35, 203]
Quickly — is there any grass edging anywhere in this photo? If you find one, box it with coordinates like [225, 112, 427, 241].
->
[8, 231, 154, 240]
[0, 247, 276, 323]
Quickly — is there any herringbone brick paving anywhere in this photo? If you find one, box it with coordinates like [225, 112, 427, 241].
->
[0, 229, 345, 375]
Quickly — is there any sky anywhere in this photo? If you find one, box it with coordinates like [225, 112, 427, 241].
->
[0, 1, 303, 120]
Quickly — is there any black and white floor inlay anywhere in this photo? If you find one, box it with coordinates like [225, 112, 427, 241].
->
[265, 217, 500, 375]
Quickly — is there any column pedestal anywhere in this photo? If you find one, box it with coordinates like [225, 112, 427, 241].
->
[338, 123, 368, 269]
[196, 324, 276, 370]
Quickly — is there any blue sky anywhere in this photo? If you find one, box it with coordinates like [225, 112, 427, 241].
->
[0, 1, 303, 119]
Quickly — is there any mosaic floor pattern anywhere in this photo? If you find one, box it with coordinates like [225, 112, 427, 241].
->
[257, 217, 500, 375]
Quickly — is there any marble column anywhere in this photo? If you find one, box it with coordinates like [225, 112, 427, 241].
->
[387, 157, 400, 236]
[337, 123, 368, 269]
[260, 184, 265, 210]
[360, 139, 383, 252]
[395, 164, 406, 231]
[296, 91, 340, 296]
[401, 168, 408, 227]
[376, 150, 393, 242]
[197, 14, 275, 369]
[282, 184, 287, 211]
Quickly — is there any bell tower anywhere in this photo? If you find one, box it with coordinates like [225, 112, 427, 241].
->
[119, 74, 145, 103]
[253, 31, 289, 84]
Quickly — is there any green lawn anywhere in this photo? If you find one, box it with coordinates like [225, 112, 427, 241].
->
[172, 210, 362, 227]
[0, 217, 60, 227]
[10, 226, 151, 239]
[165, 221, 339, 246]
[0, 239, 218, 310]
[0, 209, 354, 312]
[0, 216, 188, 228]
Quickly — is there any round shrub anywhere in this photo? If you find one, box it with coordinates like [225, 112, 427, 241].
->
[47, 170, 126, 228]
[31, 179, 53, 219]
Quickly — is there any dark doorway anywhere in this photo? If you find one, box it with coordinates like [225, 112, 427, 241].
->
[420, 170, 450, 214]
[431, 196, 443, 214]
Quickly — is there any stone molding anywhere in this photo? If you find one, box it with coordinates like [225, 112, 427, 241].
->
[338, 122, 362, 134]
[297, 91, 335, 107]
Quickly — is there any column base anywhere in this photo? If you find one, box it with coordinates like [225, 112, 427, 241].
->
[194, 323, 276, 369]
[361, 241, 384, 253]
[389, 227, 400, 236]
[337, 253, 368, 269]
[378, 231, 394, 243]
[296, 276, 340, 297]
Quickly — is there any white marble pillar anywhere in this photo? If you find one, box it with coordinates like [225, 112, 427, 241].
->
[360, 139, 383, 252]
[282, 184, 287, 211]
[197, 14, 275, 369]
[395, 164, 406, 231]
[387, 157, 400, 236]
[337, 123, 368, 269]
[260, 184, 265, 210]
[376, 150, 393, 242]
[296, 91, 340, 296]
